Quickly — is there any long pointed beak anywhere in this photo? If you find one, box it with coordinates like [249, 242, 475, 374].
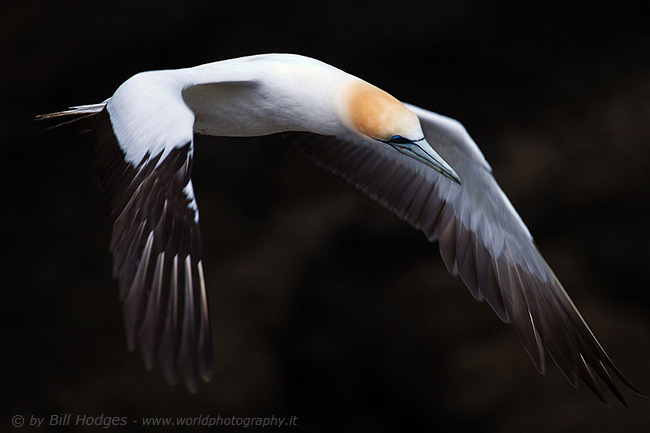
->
[391, 139, 461, 184]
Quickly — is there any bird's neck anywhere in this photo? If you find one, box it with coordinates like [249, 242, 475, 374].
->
[182, 55, 355, 138]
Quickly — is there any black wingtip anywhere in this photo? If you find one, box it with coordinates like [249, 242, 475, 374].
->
[611, 367, 648, 399]
[185, 376, 199, 394]
[202, 369, 213, 383]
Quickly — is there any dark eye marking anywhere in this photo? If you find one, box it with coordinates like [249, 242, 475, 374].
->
[382, 135, 425, 145]
[388, 135, 412, 144]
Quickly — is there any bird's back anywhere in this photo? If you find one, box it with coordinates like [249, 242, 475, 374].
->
[180, 54, 352, 138]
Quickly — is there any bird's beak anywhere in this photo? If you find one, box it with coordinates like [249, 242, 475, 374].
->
[390, 139, 461, 184]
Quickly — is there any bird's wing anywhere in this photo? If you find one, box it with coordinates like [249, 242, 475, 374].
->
[288, 103, 643, 405]
[93, 95, 210, 391]
[90, 63, 264, 390]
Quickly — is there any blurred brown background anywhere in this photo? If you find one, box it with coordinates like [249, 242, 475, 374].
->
[3, 0, 650, 431]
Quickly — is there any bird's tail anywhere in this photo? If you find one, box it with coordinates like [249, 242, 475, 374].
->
[36, 100, 108, 129]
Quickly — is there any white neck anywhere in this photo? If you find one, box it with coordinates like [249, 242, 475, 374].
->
[179, 54, 354, 138]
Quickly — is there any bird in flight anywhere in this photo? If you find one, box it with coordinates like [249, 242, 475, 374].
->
[40, 53, 643, 404]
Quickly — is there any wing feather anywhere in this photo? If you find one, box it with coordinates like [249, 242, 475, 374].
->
[288, 104, 644, 405]
[94, 108, 212, 391]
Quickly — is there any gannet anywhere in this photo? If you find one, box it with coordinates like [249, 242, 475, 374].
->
[40, 53, 644, 404]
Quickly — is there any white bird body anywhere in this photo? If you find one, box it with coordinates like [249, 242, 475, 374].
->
[110, 55, 348, 164]
[41, 53, 643, 404]
[183, 55, 350, 137]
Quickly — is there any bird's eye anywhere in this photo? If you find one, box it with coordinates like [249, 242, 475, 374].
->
[389, 135, 412, 144]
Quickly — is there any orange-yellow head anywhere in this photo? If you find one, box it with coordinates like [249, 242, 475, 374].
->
[342, 79, 461, 184]
[345, 80, 422, 143]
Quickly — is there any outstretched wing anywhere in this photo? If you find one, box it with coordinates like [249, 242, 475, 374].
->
[289, 104, 644, 405]
[94, 106, 211, 392]
[82, 59, 270, 391]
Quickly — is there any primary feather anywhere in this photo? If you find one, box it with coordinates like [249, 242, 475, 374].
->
[41, 54, 644, 403]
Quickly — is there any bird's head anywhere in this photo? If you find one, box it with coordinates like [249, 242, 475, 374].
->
[344, 79, 461, 184]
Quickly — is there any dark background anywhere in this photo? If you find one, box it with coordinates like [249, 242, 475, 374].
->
[3, 0, 650, 431]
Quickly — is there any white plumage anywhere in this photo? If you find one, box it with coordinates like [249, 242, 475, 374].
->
[41, 53, 643, 404]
